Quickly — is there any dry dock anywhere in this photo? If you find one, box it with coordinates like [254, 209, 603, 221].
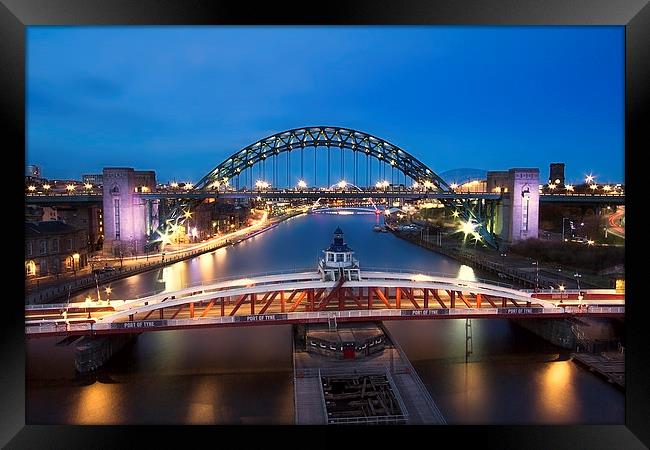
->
[293, 322, 446, 424]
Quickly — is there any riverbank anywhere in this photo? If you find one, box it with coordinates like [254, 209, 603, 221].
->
[25, 210, 305, 305]
[388, 226, 612, 289]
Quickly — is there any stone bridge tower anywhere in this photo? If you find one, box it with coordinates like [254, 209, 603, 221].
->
[487, 168, 539, 246]
[102, 168, 158, 256]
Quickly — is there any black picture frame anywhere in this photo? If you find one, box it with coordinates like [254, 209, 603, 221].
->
[2, 0, 648, 448]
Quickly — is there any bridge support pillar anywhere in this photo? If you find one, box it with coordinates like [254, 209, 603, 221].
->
[74, 334, 135, 373]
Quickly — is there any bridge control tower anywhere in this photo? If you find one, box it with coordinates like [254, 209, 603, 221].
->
[318, 227, 361, 281]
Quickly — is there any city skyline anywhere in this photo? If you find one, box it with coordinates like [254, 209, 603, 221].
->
[27, 26, 624, 183]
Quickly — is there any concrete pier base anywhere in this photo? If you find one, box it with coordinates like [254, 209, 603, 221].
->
[74, 334, 136, 373]
[512, 317, 621, 351]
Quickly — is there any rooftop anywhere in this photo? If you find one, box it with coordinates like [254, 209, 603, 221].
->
[25, 221, 79, 237]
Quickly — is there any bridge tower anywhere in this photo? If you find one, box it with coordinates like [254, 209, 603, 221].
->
[318, 227, 361, 281]
[486, 168, 539, 245]
[102, 168, 158, 256]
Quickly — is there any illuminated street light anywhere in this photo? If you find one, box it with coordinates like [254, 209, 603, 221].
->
[84, 183, 93, 190]
[459, 219, 477, 238]
[559, 284, 565, 291]
[184, 183, 193, 190]
[338, 180, 348, 189]
[547, 183, 556, 190]
[211, 181, 220, 189]
[450, 183, 458, 190]
[412, 181, 419, 189]
[297, 180, 308, 189]
[423, 180, 433, 189]
[66, 184, 76, 191]
[587, 239, 594, 245]
[156, 228, 173, 246]
[590, 184, 598, 191]
[566, 184, 574, 191]
[603, 185, 611, 191]
[585, 174, 594, 184]
[183, 209, 192, 219]
[43, 184, 51, 190]
[451, 210, 460, 218]
[170, 182, 178, 188]
[27, 185, 36, 191]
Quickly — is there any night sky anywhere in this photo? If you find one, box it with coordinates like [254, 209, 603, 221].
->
[27, 26, 624, 184]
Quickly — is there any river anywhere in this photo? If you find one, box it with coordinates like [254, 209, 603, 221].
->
[26, 212, 624, 424]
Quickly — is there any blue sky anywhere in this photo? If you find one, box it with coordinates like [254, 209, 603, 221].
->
[27, 26, 624, 184]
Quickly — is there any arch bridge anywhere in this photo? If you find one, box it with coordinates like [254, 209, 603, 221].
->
[25, 268, 624, 338]
[156, 126, 498, 247]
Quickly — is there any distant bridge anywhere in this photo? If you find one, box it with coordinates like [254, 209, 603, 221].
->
[25, 268, 624, 338]
[25, 190, 624, 204]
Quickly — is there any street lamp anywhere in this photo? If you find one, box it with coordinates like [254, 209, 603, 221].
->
[104, 286, 112, 304]
[532, 261, 539, 292]
[574, 273, 583, 300]
[562, 217, 572, 242]
[297, 180, 307, 189]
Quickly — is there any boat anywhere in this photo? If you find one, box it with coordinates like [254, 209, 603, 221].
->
[372, 225, 383, 232]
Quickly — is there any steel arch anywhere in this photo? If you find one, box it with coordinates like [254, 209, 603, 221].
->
[194, 126, 452, 191]
[153, 126, 499, 249]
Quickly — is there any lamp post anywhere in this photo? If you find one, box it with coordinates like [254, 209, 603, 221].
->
[532, 260, 539, 292]
[561, 217, 571, 242]
[104, 286, 112, 305]
[574, 273, 583, 306]
[85, 295, 92, 319]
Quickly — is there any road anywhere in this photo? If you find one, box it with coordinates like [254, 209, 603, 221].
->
[607, 206, 625, 239]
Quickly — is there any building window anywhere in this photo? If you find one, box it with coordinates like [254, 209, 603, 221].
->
[39, 240, 47, 255]
[27, 241, 33, 256]
[51, 239, 59, 253]
[114, 199, 121, 239]
[521, 186, 530, 232]
[327, 253, 334, 262]
[336, 253, 344, 262]
[67, 238, 73, 250]
[25, 260, 36, 276]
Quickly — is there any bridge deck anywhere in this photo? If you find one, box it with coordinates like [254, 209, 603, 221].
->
[25, 271, 625, 338]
